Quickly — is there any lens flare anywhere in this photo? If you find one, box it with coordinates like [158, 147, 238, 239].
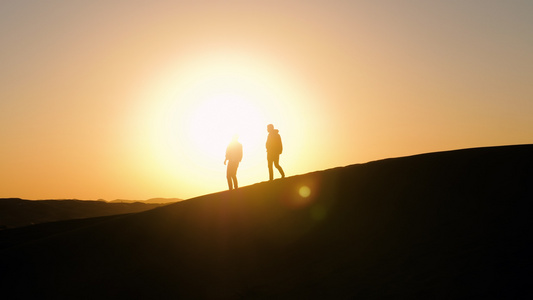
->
[299, 185, 311, 198]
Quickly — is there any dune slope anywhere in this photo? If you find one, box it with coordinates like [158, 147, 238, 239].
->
[1, 144, 532, 299]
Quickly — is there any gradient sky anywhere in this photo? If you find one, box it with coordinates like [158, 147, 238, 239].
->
[1, 0, 532, 200]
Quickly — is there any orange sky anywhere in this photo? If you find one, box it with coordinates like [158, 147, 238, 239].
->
[1, 1, 532, 200]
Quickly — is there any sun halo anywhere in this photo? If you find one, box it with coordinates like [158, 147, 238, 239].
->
[133, 51, 317, 196]
[185, 94, 268, 164]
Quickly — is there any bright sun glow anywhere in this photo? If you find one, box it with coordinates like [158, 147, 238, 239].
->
[186, 93, 267, 162]
[170, 55, 285, 175]
[133, 50, 315, 196]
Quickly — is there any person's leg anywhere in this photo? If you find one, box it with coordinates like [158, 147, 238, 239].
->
[231, 162, 239, 189]
[273, 156, 285, 178]
[267, 155, 274, 181]
[226, 163, 235, 190]
[226, 173, 233, 190]
[232, 175, 238, 189]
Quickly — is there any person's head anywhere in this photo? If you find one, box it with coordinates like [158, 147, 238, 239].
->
[267, 124, 274, 133]
[231, 134, 239, 142]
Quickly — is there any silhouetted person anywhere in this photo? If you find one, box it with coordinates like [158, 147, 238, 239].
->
[224, 135, 243, 190]
[266, 124, 285, 181]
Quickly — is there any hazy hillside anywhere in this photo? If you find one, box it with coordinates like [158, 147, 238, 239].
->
[1, 144, 531, 299]
[0, 199, 165, 229]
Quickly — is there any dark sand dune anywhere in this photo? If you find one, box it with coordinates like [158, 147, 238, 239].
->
[1, 144, 532, 299]
[0, 199, 165, 229]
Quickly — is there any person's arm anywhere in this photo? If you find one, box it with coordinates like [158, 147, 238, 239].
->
[224, 148, 228, 165]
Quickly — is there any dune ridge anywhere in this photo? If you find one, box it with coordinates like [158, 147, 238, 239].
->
[1, 144, 532, 299]
[0, 198, 167, 229]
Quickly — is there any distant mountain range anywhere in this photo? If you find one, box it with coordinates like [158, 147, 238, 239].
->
[108, 198, 182, 204]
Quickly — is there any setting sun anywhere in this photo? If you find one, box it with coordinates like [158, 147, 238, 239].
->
[171, 57, 277, 165]
[186, 94, 266, 161]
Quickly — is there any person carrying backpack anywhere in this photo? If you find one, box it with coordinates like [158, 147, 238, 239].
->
[266, 124, 285, 181]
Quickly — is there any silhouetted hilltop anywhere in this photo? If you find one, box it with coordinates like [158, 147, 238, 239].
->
[144, 197, 182, 204]
[1, 144, 532, 299]
[0, 199, 165, 229]
[109, 198, 182, 204]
